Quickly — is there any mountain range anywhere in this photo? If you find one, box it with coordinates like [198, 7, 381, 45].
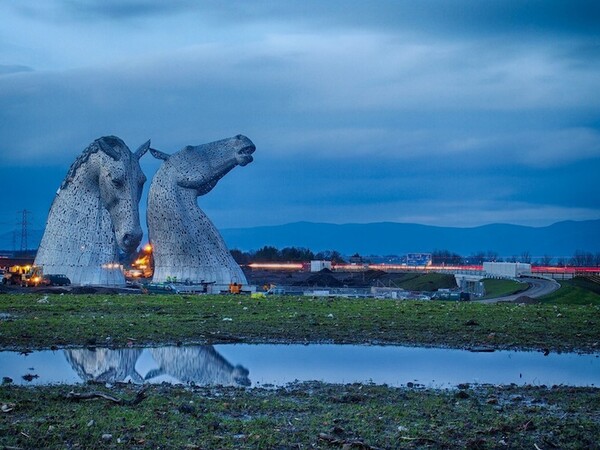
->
[220, 220, 600, 258]
[1, 220, 598, 258]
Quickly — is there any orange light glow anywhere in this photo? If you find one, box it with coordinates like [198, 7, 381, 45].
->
[332, 264, 368, 271]
[144, 244, 152, 253]
[248, 263, 304, 270]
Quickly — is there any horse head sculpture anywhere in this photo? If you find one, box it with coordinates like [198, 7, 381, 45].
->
[94, 137, 148, 254]
[149, 134, 255, 195]
[147, 134, 255, 285]
[35, 136, 149, 286]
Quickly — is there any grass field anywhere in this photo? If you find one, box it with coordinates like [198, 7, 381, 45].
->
[1, 293, 599, 352]
[541, 277, 600, 305]
[1, 283, 599, 449]
[481, 278, 528, 299]
[386, 273, 458, 291]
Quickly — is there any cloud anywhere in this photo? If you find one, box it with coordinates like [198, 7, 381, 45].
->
[446, 128, 600, 168]
[61, 0, 196, 19]
[0, 1, 598, 232]
[8, 0, 197, 22]
[195, 148, 600, 229]
[1, 34, 599, 173]
[0, 65, 34, 75]
[16, 0, 598, 39]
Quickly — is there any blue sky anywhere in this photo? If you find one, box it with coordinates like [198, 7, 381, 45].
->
[1, 0, 599, 239]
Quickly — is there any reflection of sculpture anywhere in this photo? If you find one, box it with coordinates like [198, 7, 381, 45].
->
[147, 135, 255, 285]
[148, 346, 250, 386]
[35, 137, 149, 286]
[65, 348, 144, 383]
[64, 346, 250, 387]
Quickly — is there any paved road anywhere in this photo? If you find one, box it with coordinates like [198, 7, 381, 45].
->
[477, 277, 561, 304]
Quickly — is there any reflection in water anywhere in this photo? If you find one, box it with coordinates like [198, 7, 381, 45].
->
[148, 347, 250, 386]
[65, 348, 144, 383]
[64, 346, 250, 386]
[2, 344, 597, 388]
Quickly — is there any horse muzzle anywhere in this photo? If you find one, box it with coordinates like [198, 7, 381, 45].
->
[118, 230, 143, 254]
[235, 143, 256, 167]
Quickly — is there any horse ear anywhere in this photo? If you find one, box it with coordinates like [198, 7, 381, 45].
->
[134, 139, 151, 160]
[150, 148, 170, 161]
[97, 139, 121, 160]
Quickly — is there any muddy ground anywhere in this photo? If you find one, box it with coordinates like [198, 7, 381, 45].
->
[1, 381, 598, 449]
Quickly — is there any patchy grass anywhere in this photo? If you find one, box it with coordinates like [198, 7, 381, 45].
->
[1, 289, 598, 449]
[391, 272, 458, 291]
[0, 382, 598, 449]
[1, 294, 599, 352]
[481, 278, 528, 299]
[542, 277, 600, 305]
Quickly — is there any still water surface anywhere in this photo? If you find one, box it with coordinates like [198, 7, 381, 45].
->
[1, 344, 598, 388]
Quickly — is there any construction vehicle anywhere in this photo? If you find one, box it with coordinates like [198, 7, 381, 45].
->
[21, 266, 48, 287]
[2, 265, 30, 285]
[2, 265, 49, 287]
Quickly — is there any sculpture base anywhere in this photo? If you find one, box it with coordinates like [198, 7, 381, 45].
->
[35, 264, 126, 287]
[152, 265, 247, 286]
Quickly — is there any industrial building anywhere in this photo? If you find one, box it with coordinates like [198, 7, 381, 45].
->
[483, 262, 532, 278]
[310, 260, 332, 272]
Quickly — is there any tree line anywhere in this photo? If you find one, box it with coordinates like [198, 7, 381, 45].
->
[429, 249, 600, 266]
[230, 246, 345, 265]
[231, 246, 600, 267]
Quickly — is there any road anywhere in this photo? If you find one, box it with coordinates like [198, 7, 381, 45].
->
[477, 277, 561, 304]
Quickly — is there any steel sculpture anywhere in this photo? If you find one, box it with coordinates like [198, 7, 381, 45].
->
[147, 135, 255, 286]
[35, 136, 149, 286]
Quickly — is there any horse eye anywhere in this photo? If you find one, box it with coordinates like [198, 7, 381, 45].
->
[112, 177, 125, 188]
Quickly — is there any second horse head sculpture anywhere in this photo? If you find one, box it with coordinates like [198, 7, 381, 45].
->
[147, 134, 255, 285]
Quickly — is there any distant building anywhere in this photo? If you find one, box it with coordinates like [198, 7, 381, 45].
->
[0, 251, 35, 270]
[349, 254, 364, 264]
[483, 262, 531, 278]
[310, 260, 332, 272]
[406, 253, 432, 267]
[454, 276, 485, 297]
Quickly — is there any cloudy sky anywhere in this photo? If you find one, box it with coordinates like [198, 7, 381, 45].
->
[1, 0, 599, 239]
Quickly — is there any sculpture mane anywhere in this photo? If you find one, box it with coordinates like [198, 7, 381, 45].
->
[147, 134, 255, 285]
[60, 136, 127, 190]
[35, 136, 148, 286]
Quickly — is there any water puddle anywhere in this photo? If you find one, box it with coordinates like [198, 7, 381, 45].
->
[1, 344, 598, 388]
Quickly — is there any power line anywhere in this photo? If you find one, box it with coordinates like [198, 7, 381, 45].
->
[17, 209, 30, 252]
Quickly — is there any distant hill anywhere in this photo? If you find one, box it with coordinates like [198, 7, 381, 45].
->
[2, 220, 598, 259]
[221, 220, 600, 258]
